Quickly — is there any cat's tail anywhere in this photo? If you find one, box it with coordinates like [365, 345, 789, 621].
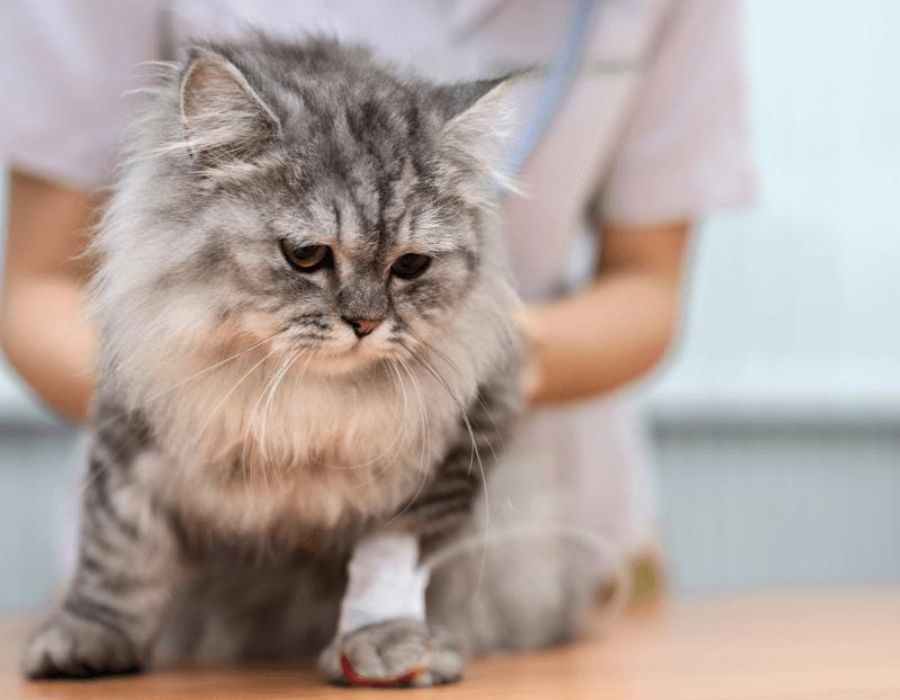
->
[421, 414, 636, 655]
[424, 525, 630, 629]
[422, 524, 632, 654]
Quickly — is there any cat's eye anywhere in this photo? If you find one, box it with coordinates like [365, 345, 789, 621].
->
[391, 253, 432, 280]
[280, 240, 333, 272]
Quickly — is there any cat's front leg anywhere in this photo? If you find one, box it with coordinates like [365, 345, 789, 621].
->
[23, 437, 183, 679]
[318, 531, 464, 687]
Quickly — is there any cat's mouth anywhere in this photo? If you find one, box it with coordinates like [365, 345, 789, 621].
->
[294, 339, 391, 377]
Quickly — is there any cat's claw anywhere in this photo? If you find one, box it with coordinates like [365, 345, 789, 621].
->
[22, 611, 141, 680]
[319, 618, 464, 688]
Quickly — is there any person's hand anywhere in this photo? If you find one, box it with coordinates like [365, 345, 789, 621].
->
[512, 220, 690, 406]
[514, 306, 546, 404]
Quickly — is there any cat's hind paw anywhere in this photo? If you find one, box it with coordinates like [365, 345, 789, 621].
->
[318, 619, 464, 688]
[22, 610, 141, 680]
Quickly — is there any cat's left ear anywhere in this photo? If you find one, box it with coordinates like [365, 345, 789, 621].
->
[179, 47, 282, 166]
[434, 75, 518, 184]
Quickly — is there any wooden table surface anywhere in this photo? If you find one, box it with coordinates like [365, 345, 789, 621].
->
[2, 589, 898, 699]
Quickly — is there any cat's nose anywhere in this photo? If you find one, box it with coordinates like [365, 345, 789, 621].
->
[341, 316, 383, 338]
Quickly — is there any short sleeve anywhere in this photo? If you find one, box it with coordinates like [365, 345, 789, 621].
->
[596, 0, 757, 226]
[0, 0, 165, 189]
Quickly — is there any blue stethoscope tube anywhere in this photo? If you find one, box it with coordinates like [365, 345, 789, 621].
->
[503, 0, 600, 180]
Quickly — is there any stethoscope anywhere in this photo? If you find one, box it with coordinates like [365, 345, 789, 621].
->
[502, 0, 600, 180]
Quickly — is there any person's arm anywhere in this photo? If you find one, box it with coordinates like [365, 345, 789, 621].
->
[0, 169, 97, 422]
[519, 0, 753, 406]
[521, 219, 689, 404]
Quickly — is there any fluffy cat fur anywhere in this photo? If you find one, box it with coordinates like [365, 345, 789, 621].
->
[22, 36, 599, 686]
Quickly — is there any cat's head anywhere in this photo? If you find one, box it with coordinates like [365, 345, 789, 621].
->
[95, 37, 518, 392]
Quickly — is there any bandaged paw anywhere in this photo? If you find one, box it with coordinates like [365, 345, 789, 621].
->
[337, 531, 430, 636]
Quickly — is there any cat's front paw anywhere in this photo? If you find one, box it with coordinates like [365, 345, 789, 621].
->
[318, 619, 464, 688]
[22, 610, 141, 679]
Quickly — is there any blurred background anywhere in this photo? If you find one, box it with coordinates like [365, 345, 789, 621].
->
[1, 0, 899, 610]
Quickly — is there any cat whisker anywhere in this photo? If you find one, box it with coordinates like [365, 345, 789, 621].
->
[316, 362, 416, 491]
[256, 348, 304, 482]
[383, 356, 433, 523]
[348, 363, 412, 477]
[194, 346, 282, 451]
[312, 362, 413, 474]
[66, 331, 287, 513]
[405, 327, 508, 455]
[92, 330, 285, 438]
[399, 344, 492, 592]
[242, 348, 299, 493]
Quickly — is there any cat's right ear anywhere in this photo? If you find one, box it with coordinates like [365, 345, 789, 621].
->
[179, 48, 281, 167]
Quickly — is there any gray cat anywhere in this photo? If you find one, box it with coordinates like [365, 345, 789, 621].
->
[22, 36, 598, 687]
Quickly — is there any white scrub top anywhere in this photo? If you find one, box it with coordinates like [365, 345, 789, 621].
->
[0, 0, 756, 554]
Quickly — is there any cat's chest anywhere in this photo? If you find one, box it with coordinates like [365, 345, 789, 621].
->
[163, 371, 459, 536]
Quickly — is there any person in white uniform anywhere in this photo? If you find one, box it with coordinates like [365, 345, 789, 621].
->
[0, 0, 755, 576]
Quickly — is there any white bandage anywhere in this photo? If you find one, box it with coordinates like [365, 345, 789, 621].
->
[337, 531, 430, 636]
